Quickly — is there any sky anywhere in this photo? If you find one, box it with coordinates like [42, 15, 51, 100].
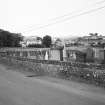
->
[0, 0, 105, 38]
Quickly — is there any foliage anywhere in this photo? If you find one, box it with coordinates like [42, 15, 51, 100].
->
[36, 37, 42, 41]
[42, 35, 52, 47]
[0, 29, 23, 47]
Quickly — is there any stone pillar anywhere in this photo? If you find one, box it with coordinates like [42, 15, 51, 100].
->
[45, 51, 48, 60]
[63, 42, 66, 61]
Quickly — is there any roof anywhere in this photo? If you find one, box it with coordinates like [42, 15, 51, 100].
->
[65, 46, 87, 53]
[0, 48, 50, 52]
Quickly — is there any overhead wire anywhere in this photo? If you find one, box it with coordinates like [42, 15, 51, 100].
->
[20, 0, 105, 32]
[22, 0, 105, 33]
[94, 0, 105, 4]
[50, 0, 105, 21]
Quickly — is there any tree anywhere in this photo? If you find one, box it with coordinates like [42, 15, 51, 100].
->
[42, 35, 52, 47]
[0, 29, 23, 47]
[11, 33, 23, 47]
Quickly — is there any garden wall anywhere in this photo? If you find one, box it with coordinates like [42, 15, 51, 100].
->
[0, 56, 105, 87]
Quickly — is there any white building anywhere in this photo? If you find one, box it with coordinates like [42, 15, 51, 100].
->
[23, 36, 42, 46]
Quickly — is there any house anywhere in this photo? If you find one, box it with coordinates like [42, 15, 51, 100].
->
[65, 47, 86, 62]
[76, 33, 105, 46]
[23, 36, 42, 46]
[93, 47, 105, 64]
[85, 47, 94, 62]
[64, 46, 102, 63]
[52, 38, 63, 48]
[0, 47, 63, 61]
[3, 48, 50, 60]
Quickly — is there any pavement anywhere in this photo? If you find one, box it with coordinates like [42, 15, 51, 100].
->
[0, 64, 105, 105]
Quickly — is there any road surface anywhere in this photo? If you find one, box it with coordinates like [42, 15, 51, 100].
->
[0, 64, 105, 105]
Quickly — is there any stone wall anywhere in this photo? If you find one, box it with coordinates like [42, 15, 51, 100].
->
[0, 56, 105, 87]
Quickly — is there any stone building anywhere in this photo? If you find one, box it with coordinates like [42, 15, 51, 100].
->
[65, 47, 86, 62]
[93, 47, 105, 63]
[0, 47, 63, 61]
[49, 47, 63, 61]
[0, 46, 105, 64]
[85, 47, 94, 62]
[3, 48, 50, 60]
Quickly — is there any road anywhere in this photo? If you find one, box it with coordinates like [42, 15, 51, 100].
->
[0, 64, 105, 105]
